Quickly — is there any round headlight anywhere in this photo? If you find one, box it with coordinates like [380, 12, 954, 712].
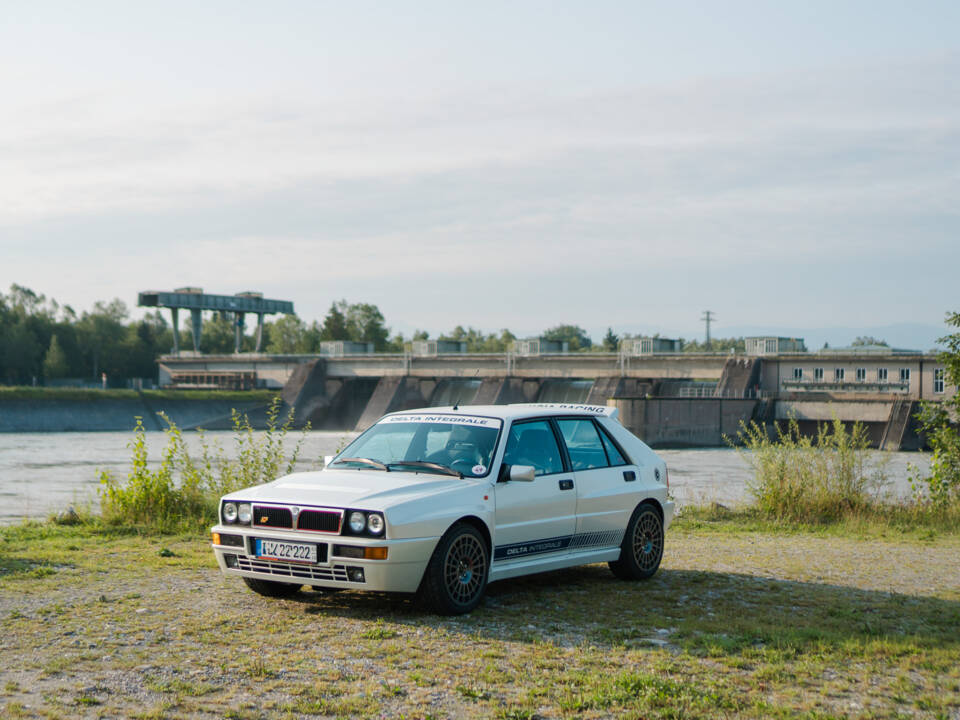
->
[367, 513, 384, 535]
[348, 511, 366, 534]
[237, 503, 252, 524]
[222, 502, 238, 523]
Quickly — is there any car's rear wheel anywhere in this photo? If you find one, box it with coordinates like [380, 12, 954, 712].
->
[609, 502, 663, 580]
[417, 522, 489, 615]
[242, 576, 302, 598]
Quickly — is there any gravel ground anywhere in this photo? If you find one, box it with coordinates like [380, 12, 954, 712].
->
[2, 529, 959, 719]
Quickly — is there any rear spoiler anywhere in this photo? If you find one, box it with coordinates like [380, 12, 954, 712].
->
[508, 402, 619, 422]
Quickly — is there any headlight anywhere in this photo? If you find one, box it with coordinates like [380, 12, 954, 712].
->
[348, 511, 366, 534]
[237, 503, 252, 524]
[367, 513, 384, 535]
[222, 502, 238, 524]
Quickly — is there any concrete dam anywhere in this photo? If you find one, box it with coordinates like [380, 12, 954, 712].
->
[159, 347, 952, 450]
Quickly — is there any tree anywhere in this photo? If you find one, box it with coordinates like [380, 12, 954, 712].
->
[1, 321, 41, 384]
[437, 326, 516, 352]
[346, 302, 390, 349]
[43, 334, 70, 379]
[912, 311, 960, 505]
[602, 328, 620, 352]
[266, 314, 308, 354]
[77, 299, 129, 378]
[541, 324, 592, 352]
[852, 336, 888, 347]
[681, 336, 745, 353]
[319, 302, 350, 341]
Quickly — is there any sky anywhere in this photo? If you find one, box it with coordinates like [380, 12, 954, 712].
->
[2, 1, 959, 347]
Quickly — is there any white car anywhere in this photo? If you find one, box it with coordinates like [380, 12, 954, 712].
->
[211, 403, 674, 614]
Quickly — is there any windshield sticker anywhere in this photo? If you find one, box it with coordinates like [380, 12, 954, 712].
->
[381, 414, 501, 429]
[472, 464, 487, 476]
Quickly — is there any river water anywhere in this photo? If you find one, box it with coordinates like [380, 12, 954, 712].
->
[0, 432, 930, 524]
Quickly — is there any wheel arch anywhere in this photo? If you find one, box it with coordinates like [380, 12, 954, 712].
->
[451, 514, 492, 557]
[638, 497, 664, 522]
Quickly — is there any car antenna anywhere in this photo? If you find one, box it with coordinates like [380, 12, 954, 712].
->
[453, 369, 479, 412]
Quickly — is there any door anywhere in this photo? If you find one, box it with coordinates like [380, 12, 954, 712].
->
[493, 420, 577, 562]
[555, 418, 635, 547]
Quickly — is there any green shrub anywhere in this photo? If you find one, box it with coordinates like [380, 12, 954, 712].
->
[909, 311, 960, 507]
[99, 397, 308, 532]
[731, 416, 887, 523]
[911, 402, 960, 506]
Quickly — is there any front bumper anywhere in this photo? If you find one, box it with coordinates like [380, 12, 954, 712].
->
[210, 525, 439, 593]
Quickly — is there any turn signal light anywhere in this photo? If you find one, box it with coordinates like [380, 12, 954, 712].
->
[212, 532, 221, 545]
[364, 547, 388, 560]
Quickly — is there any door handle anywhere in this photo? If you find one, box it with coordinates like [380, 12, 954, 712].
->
[558, 479, 574, 491]
[623, 471, 636, 482]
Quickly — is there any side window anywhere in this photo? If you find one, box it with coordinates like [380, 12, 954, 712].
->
[556, 419, 608, 470]
[597, 424, 629, 466]
[503, 421, 564, 476]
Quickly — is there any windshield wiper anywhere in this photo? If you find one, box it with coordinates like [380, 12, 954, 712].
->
[386, 461, 463, 478]
[333, 457, 389, 471]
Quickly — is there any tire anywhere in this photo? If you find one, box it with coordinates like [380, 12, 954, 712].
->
[417, 522, 489, 615]
[609, 502, 664, 580]
[242, 576, 303, 598]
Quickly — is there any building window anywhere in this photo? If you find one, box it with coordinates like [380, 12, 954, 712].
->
[877, 367, 888, 382]
[793, 367, 803, 380]
[856, 367, 866, 382]
[934, 368, 945, 394]
[834, 368, 845, 382]
[900, 368, 911, 383]
[814, 367, 824, 381]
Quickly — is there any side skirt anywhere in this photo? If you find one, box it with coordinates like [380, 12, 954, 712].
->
[488, 547, 621, 583]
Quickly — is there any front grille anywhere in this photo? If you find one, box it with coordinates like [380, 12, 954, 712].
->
[298, 510, 341, 533]
[253, 505, 292, 529]
[236, 557, 356, 583]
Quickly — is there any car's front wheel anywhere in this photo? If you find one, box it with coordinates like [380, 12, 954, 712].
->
[609, 502, 663, 580]
[242, 576, 302, 598]
[418, 522, 489, 615]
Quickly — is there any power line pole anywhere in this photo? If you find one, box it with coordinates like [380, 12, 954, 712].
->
[701, 310, 715, 346]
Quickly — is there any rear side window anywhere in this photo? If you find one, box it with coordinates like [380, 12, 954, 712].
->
[597, 424, 629, 466]
[556, 419, 608, 470]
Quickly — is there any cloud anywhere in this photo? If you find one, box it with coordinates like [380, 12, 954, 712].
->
[1, 55, 958, 333]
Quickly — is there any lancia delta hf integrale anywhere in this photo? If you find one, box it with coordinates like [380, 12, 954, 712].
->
[212, 403, 674, 614]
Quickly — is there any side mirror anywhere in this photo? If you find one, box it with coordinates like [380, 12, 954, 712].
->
[508, 464, 536, 482]
[323, 455, 335, 468]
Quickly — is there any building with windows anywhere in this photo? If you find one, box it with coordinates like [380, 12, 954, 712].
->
[770, 346, 948, 401]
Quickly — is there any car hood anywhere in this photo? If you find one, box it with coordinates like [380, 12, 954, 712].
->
[223, 468, 483, 511]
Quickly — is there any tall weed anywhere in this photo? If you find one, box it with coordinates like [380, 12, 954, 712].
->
[731, 417, 888, 523]
[99, 397, 308, 532]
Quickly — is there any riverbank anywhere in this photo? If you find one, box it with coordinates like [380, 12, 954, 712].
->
[0, 387, 280, 432]
[2, 520, 958, 719]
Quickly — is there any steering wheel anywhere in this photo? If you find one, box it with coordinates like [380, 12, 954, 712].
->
[451, 458, 480, 475]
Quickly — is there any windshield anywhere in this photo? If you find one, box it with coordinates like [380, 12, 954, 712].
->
[334, 413, 502, 478]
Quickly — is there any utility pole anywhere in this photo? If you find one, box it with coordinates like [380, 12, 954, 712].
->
[701, 310, 715, 346]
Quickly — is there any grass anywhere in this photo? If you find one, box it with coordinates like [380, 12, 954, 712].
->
[2, 520, 959, 719]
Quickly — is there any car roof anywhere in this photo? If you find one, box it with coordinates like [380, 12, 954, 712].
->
[383, 403, 619, 422]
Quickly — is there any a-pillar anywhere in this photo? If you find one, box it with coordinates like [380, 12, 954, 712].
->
[255, 312, 265, 352]
[190, 309, 203, 352]
[170, 308, 180, 355]
[234, 312, 246, 354]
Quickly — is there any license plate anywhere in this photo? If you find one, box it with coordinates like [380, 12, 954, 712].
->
[255, 539, 317, 563]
